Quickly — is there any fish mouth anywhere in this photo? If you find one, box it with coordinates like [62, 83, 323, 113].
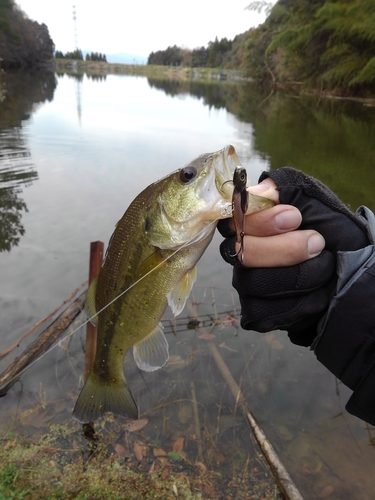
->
[214, 144, 241, 200]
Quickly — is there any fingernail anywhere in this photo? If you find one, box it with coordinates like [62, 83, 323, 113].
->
[308, 234, 325, 257]
[248, 181, 271, 194]
[274, 210, 302, 230]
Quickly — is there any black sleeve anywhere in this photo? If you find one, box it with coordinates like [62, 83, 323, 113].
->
[314, 261, 375, 425]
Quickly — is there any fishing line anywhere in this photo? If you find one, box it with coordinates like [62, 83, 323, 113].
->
[2, 205, 234, 389]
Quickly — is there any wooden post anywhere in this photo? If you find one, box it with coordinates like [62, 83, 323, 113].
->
[84, 241, 104, 381]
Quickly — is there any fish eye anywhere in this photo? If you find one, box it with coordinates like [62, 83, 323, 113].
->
[179, 166, 197, 184]
[240, 173, 246, 182]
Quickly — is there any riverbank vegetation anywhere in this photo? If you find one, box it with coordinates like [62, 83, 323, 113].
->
[245, 0, 375, 95]
[146, 0, 375, 97]
[0, 0, 54, 69]
[55, 49, 107, 63]
[147, 34, 247, 70]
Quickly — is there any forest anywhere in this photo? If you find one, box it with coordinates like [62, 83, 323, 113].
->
[148, 34, 248, 70]
[148, 0, 375, 96]
[55, 50, 107, 62]
[245, 0, 375, 94]
[0, 0, 54, 69]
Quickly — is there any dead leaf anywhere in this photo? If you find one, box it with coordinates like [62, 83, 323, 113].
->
[54, 399, 67, 413]
[195, 461, 207, 473]
[173, 437, 184, 453]
[20, 405, 53, 428]
[218, 415, 240, 432]
[115, 444, 127, 457]
[265, 332, 284, 350]
[123, 418, 148, 433]
[173, 483, 178, 497]
[198, 332, 216, 340]
[153, 448, 167, 457]
[207, 447, 225, 464]
[161, 468, 170, 480]
[166, 355, 188, 371]
[178, 405, 192, 424]
[133, 441, 147, 461]
[276, 425, 293, 441]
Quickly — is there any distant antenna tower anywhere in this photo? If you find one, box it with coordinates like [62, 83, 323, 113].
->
[72, 5, 82, 125]
[72, 5, 79, 50]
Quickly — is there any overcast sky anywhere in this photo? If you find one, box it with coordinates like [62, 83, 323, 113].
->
[15, 0, 275, 57]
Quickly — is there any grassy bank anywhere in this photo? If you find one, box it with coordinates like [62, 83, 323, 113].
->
[53, 59, 248, 83]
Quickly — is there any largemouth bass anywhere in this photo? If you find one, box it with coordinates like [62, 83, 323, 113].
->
[72, 145, 274, 423]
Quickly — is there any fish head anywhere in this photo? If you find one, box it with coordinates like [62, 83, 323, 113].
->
[146, 145, 273, 249]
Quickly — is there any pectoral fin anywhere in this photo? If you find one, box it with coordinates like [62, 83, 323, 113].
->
[167, 266, 197, 316]
[133, 323, 169, 372]
[135, 250, 166, 282]
[85, 275, 99, 326]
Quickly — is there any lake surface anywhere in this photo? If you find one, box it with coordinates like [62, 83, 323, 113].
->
[1, 69, 375, 498]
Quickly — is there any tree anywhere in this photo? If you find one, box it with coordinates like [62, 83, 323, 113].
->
[148, 45, 183, 66]
[245, 1, 275, 16]
[64, 49, 83, 60]
[244, 0, 375, 95]
[0, 0, 55, 68]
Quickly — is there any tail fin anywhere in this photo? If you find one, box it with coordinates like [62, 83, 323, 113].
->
[72, 372, 138, 423]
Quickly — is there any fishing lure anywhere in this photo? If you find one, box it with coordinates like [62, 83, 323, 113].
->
[232, 166, 248, 262]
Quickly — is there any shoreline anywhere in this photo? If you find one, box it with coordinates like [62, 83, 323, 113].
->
[53, 59, 375, 105]
[53, 59, 249, 83]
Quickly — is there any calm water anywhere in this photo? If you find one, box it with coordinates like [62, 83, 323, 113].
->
[1, 70, 375, 498]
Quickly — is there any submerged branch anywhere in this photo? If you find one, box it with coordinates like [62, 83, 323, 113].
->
[0, 290, 86, 395]
[208, 341, 304, 500]
[0, 282, 87, 362]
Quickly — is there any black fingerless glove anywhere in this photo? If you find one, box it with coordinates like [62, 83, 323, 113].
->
[219, 168, 369, 347]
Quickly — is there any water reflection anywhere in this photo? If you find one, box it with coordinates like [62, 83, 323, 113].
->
[147, 78, 375, 211]
[0, 71, 57, 251]
[234, 88, 375, 211]
[147, 77, 238, 111]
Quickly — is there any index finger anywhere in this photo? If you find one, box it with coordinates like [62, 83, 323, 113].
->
[243, 204, 302, 237]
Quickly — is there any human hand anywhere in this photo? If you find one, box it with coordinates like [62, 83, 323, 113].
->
[218, 168, 369, 346]
[222, 178, 326, 267]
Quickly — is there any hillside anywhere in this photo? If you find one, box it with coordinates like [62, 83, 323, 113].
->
[244, 0, 375, 95]
[0, 0, 54, 69]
